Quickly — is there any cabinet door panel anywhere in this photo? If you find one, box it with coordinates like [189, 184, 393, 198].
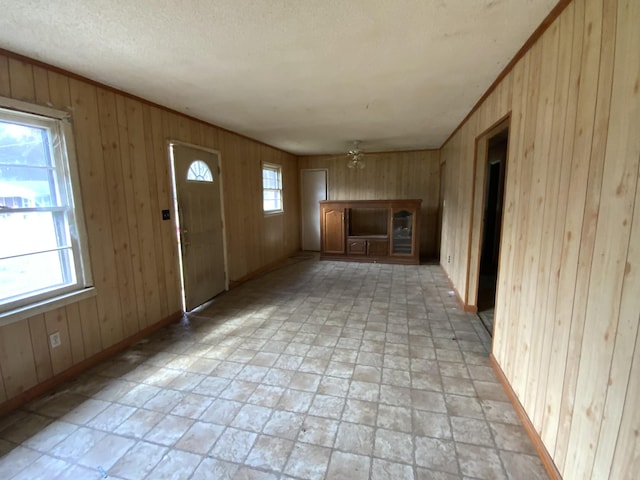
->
[323, 208, 345, 254]
[347, 238, 367, 255]
[367, 239, 389, 257]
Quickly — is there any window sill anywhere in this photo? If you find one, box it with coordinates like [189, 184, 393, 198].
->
[264, 210, 284, 217]
[0, 287, 97, 327]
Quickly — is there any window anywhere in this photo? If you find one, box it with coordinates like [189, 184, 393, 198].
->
[187, 160, 213, 182]
[0, 101, 91, 315]
[262, 162, 283, 213]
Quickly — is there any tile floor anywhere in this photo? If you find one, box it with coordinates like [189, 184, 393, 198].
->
[0, 257, 548, 479]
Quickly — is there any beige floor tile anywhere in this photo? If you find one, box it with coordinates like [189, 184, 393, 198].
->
[108, 441, 167, 479]
[0, 446, 41, 479]
[49, 426, 106, 461]
[210, 427, 257, 462]
[11, 454, 69, 480]
[450, 416, 493, 447]
[245, 434, 294, 471]
[374, 428, 414, 464]
[0, 261, 547, 480]
[371, 458, 415, 480]
[262, 410, 304, 440]
[174, 421, 224, 454]
[335, 422, 374, 455]
[77, 433, 135, 470]
[499, 450, 548, 479]
[414, 436, 459, 474]
[190, 457, 238, 480]
[284, 442, 331, 480]
[143, 414, 193, 446]
[147, 450, 202, 479]
[22, 420, 77, 452]
[327, 450, 371, 479]
[456, 443, 506, 480]
[297, 415, 338, 447]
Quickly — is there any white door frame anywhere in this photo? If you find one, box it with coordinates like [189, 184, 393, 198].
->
[300, 168, 328, 251]
[167, 140, 229, 309]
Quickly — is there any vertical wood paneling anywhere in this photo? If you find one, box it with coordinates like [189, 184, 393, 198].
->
[0, 50, 299, 407]
[0, 322, 38, 398]
[554, 0, 606, 469]
[77, 297, 102, 357]
[565, 0, 636, 476]
[64, 302, 86, 364]
[532, 3, 575, 430]
[441, 0, 638, 477]
[594, 1, 640, 475]
[115, 95, 147, 331]
[147, 105, 180, 315]
[125, 98, 162, 329]
[96, 89, 139, 338]
[0, 55, 10, 97]
[8, 58, 34, 102]
[44, 308, 73, 375]
[32, 66, 50, 106]
[540, 0, 585, 449]
[27, 315, 53, 382]
[142, 104, 169, 319]
[520, 22, 559, 415]
[298, 150, 440, 258]
[70, 78, 122, 348]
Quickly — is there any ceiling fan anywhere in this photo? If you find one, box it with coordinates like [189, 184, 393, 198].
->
[346, 140, 366, 169]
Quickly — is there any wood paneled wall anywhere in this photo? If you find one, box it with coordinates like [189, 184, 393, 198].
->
[298, 150, 441, 259]
[0, 53, 300, 405]
[440, 0, 639, 477]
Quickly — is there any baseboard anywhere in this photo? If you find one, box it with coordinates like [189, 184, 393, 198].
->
[440, 266, 478, 312]
[0, 311, 183, 417]
[489, 354, 562, 480]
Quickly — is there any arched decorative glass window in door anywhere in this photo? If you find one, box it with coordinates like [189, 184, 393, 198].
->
[187, 160, 213, 182]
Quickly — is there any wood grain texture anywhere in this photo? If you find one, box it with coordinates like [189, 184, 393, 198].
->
[298, 150, 440, 259]
[440, 0, 640, 477]
[0, 50, 300, 407]
[0, 322, 38, 398]
[27, 314, 53, 382]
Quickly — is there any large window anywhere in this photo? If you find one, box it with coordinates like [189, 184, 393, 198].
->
[0, 101, 91, 315]
[262, 162, 283, 213]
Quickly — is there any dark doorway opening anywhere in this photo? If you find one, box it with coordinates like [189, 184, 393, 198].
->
[477, 127, 508, 335]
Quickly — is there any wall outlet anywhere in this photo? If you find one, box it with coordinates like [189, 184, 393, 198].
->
[448, 255, 451, 263]
[49, 331, 62, 349]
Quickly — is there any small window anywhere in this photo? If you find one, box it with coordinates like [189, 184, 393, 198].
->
[262, 162, 283, 213]
[187, 160, 213, 182]
[0, 102, 91, 314]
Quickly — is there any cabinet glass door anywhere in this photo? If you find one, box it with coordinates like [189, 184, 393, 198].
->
[391, 209, 413, 255]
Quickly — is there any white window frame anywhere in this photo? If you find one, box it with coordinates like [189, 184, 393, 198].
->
[262, 162, 283, 214]
[0, 97, 93, 324]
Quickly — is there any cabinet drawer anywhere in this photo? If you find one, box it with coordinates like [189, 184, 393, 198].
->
[347, 239, 367, 255]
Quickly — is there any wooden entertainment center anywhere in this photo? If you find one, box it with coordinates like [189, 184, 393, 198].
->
[319, 199, 421, 265]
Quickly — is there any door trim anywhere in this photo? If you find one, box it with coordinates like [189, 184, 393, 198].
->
[167, 140, 229, 308]
[465, 115, 510, 315]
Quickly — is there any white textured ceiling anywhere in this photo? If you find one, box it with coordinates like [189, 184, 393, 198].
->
[0, 0, 557, 155]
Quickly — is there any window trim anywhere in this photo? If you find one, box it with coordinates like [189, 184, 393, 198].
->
[262, 162, 283, 215]
[0, 96, 93, 321]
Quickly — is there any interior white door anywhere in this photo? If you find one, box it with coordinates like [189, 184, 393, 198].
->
[301, 169, 328, 251]
[172, 144, 226, 311]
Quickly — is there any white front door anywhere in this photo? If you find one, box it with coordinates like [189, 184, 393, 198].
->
[171, 144, 226, 311]
[301, 169, 328, 251]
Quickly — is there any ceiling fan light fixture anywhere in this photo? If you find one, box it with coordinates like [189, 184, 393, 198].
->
[346, 140, 365, 169]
